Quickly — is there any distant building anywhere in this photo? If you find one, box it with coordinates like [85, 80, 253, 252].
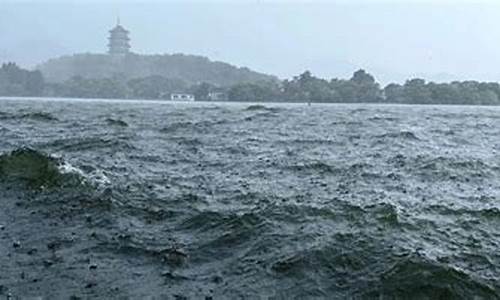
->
[208, 92, 227, 101]
[170, 93, 195, 101]
[108, 19, 131, 56]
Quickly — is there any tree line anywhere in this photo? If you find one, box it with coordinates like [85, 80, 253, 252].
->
[0, 63, 44, 96]
[3, 62, 500, 105]
[38, 53, 276, 86]
[227, 70, 500, 105]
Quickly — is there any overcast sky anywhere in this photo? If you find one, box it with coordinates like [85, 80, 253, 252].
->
[2, 0, 500, 84]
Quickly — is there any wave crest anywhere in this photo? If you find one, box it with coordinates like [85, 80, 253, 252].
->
[0, 148, 80, 188]
[361, 257, 499, 299]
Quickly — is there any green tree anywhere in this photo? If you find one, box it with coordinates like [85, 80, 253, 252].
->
[0, 62, 45, 96]
[283, 71, 339, 102]
[128, 76, 187, 99]
[228, 81, 281, 102]
[191, 82, 215, 101]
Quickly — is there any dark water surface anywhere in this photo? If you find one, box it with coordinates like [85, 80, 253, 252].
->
[0, 98, 499, 299]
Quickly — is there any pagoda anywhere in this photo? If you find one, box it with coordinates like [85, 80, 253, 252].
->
[108, 19, 130, 56]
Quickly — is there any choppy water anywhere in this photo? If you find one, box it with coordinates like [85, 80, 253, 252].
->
[0, 98, 499, 299]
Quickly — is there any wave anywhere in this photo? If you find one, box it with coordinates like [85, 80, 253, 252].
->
[0, 148, 82, 189]
[432, 112, 489, 119]
[271, 246, 498, 299]
[376, 131, 420, 141]
[95, 237, 189, 268]
[44, 136, 134, 152]
[285, 162, 373, 177]
[287, 161, 336, 173]
[59, 161, 111, 187]
[0, 111, 12, 119]
[160, 120, 228, 134]
[106, 118, 129, 127]
[244, 111, 280, 122]
[430, 128, 456, 136]
[21, 112, 59, 122]
[0, 111, 58, 122]
[180, 210, 263, 235]
[369, 116, 400, 122]
[360, 256, 499, 299]
[413, 156, 494, 181]
[364, 202, 399, 225]
[425, 204, 500, 219]
[245, 104, 274, 111]
[387, 155, 495, 180]
[0, 147, 112, 191]
[276, 138, 340, 146]
[350, 108, 369, 114]
[160, 121, 194, 133]
[330, 120, 363, 126]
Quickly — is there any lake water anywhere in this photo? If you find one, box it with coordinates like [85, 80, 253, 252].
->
[0, 98, 499, 299]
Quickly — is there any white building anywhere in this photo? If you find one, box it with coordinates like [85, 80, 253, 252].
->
[170, 93, 195, 101]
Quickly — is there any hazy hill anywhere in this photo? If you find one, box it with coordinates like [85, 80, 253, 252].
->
[37, 53, 277, 86]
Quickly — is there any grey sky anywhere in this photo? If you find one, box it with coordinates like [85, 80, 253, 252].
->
[2, 0, 500, 84]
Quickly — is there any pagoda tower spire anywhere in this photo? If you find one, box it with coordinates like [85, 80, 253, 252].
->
[108, 19, 130, 56]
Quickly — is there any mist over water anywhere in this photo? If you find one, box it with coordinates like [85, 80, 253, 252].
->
[0, 98, 498, 298]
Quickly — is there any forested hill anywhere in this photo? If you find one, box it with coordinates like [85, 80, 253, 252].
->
[36, 53, 277, 86]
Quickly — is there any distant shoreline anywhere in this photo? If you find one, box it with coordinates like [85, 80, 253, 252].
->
[3, 62, 500, 106]
[2, 96, 500, 107]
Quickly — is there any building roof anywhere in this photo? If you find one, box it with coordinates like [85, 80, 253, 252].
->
[109, 25, 129, 34]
